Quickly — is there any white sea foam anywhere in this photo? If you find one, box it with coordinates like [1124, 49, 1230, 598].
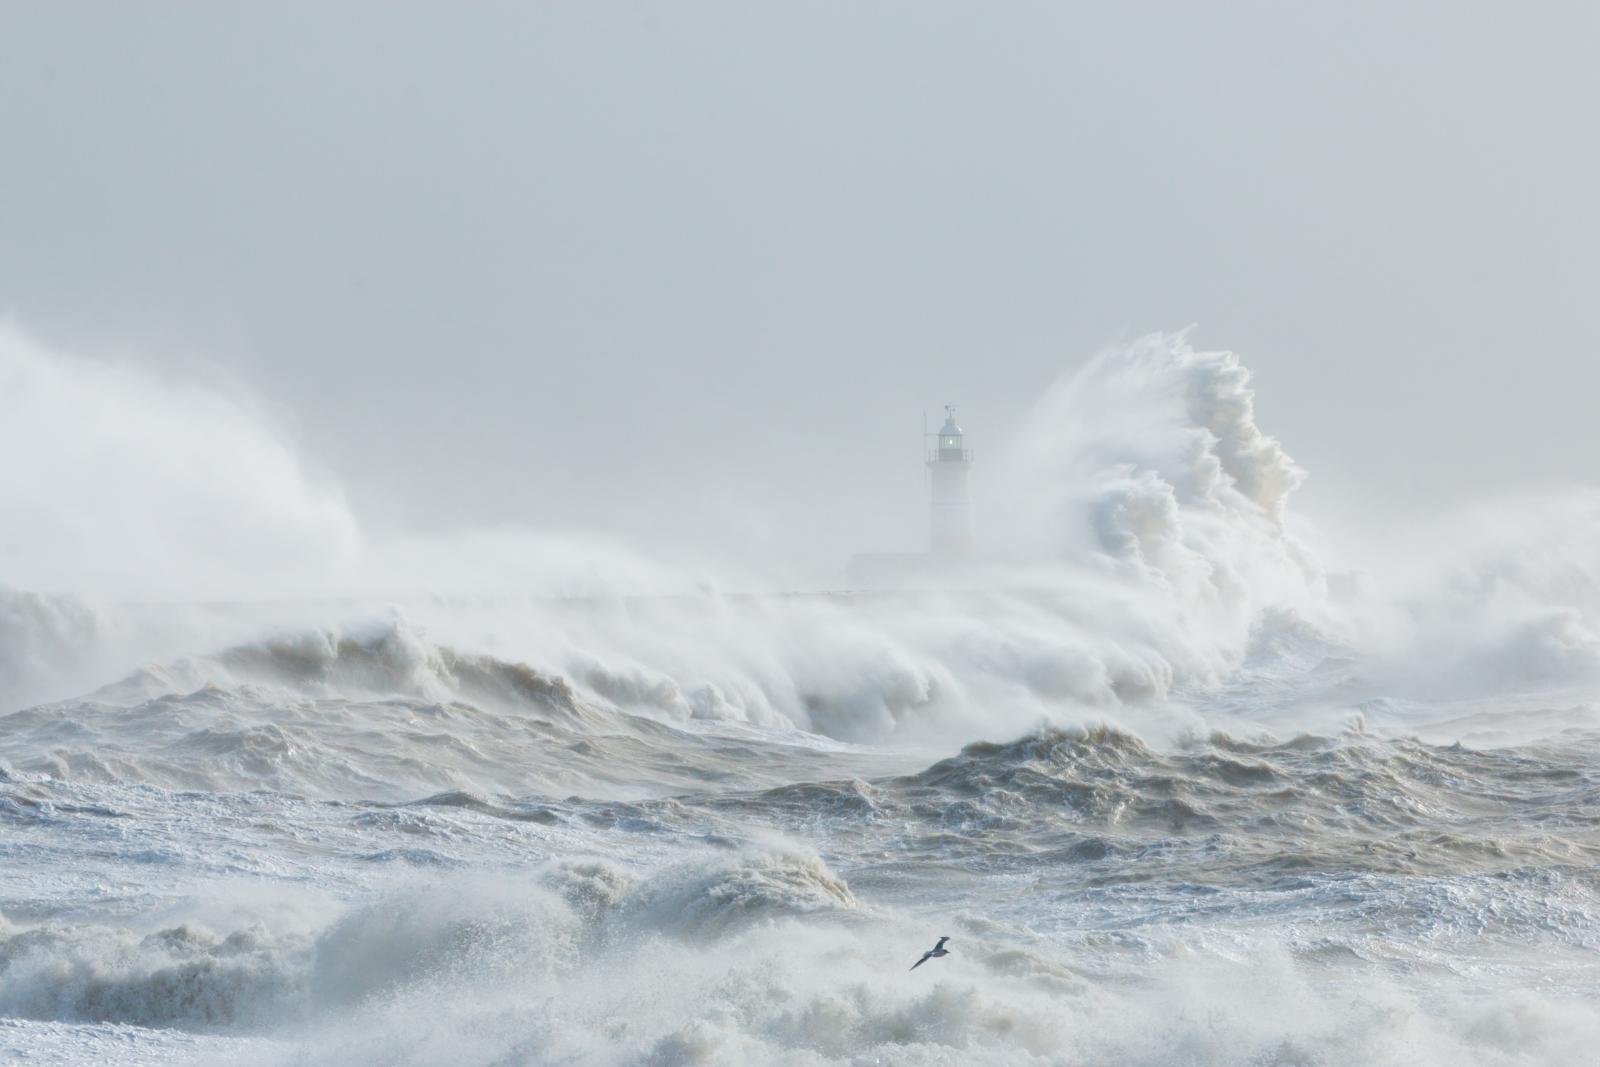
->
[5, 325, 1600, 1065]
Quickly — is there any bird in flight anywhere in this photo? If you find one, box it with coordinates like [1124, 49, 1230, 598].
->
[910, 936, 951, 970]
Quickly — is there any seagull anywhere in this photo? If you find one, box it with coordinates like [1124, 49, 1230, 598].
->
[910, 936, 951, 971]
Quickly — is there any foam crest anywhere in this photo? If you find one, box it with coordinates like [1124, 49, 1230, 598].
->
[619, 847, 860, 940]
[0, 921, 308, 1030]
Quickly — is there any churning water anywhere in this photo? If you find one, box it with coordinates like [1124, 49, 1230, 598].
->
[4, 327, 1600, 1065]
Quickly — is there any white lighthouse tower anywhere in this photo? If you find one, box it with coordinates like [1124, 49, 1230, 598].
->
[927, 405, 973, 555]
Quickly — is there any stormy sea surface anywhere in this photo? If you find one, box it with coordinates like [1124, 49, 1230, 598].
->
[4, 329, 1600, 1065]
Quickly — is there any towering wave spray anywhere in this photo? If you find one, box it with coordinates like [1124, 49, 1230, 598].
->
[0, 323, 362, 601]
[4, 322, 1599, 749]
[987, 330, 1329, 689]
[0, 325, 1334, 740]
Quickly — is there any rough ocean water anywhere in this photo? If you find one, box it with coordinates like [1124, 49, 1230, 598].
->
[3, 327, 1600, 1065]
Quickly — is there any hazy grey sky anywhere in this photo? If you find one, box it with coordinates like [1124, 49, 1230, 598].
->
[3, 2, 1597, 574]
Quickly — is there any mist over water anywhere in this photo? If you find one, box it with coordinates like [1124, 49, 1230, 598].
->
[4, 323, 1600, 1064]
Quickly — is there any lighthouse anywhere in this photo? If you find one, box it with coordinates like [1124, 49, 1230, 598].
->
[927, 405, 973, 555]
[846, 404, 976, 587]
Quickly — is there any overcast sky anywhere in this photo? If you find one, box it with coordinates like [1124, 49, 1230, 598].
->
[3, 2, 1597, 576]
